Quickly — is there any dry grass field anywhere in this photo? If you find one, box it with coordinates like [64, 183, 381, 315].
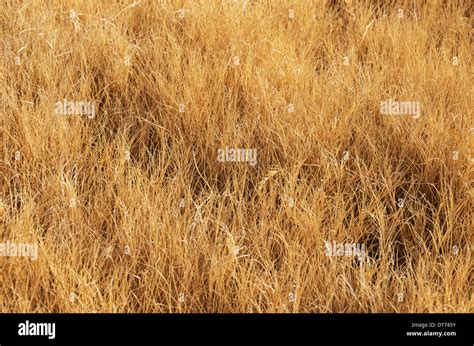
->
[1, 0, 473, 313]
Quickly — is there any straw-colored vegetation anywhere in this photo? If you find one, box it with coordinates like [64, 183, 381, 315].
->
[1, 0, 472, 312]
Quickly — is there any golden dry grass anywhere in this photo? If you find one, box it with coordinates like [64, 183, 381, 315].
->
[1, 0, 473, 313]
